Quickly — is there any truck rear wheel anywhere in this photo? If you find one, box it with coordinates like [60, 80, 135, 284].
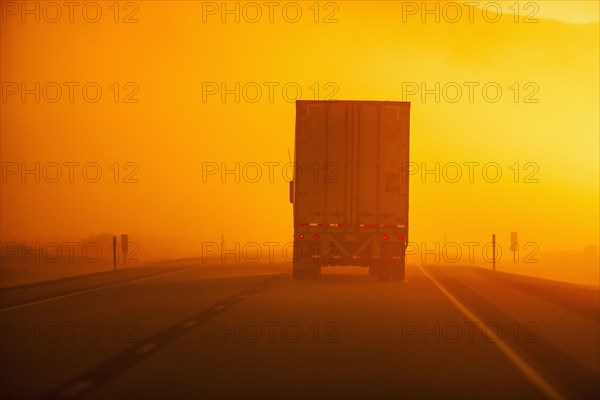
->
[369, 265, 378, 277]
[293, 261, 320, 280]
[392, 262, 406, 281]
[292, 264, 306, 280]
[377, 265, 392, 281]
[306, 265, 321, 280]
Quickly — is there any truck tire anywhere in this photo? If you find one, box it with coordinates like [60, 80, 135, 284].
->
[369, 265, 378, 277]
[306, 265, 321, 280]
[392, 262, 406, 281]
[378, 265, 392, 281]
[293, 261, 320, 280]
[293, 268, 305, 280]
[293, 261, 307, 280]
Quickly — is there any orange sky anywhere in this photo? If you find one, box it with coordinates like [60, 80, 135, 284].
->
[1, 1, 598, 273]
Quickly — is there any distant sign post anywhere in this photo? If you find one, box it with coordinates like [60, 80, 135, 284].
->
[121, 234, 129, 264]
[510, 232, 518, 263]
[492, 234, 496, 271]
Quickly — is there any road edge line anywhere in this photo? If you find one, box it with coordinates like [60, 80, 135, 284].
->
[0, 266, 200, 313]
[418, 264, 564, 400]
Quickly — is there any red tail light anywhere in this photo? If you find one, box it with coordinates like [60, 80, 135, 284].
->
[298, 234, 305, 239]
[383, 235, 389, 241]
[398, 236, 404, 241]
[313, 234, 319, 239]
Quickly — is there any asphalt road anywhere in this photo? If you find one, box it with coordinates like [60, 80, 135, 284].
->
[1, 262, 598, 399]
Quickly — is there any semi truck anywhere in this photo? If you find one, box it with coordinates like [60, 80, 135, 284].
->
[289, 100, 410, 280]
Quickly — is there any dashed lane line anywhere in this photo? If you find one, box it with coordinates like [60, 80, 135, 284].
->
[38, 274, 284, 400]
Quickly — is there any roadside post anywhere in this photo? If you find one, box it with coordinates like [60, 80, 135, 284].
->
[492, 234, 496, 271]
[113, 236, 117, 271]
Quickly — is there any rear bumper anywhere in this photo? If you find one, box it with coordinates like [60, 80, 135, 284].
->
[293, 231, 406, 266]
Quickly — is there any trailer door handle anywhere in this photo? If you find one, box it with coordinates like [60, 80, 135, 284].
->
[289, 180, 295, 203]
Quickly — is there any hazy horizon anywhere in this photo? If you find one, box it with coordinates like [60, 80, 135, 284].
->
[2, 1, 598, 285]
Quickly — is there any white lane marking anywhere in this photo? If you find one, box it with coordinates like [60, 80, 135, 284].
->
[418, 265, 564, 400]
[58, 380, 93, 399]
[0, 266, 200, 313]
[214, 304, 227, 311]
[183, 320, 199, 328]
[137, 342, 158, 354]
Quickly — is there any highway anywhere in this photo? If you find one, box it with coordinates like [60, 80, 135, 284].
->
[1, 262, 598, 399]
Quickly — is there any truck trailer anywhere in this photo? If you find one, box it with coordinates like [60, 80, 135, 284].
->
[289, 100, 410, 280]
